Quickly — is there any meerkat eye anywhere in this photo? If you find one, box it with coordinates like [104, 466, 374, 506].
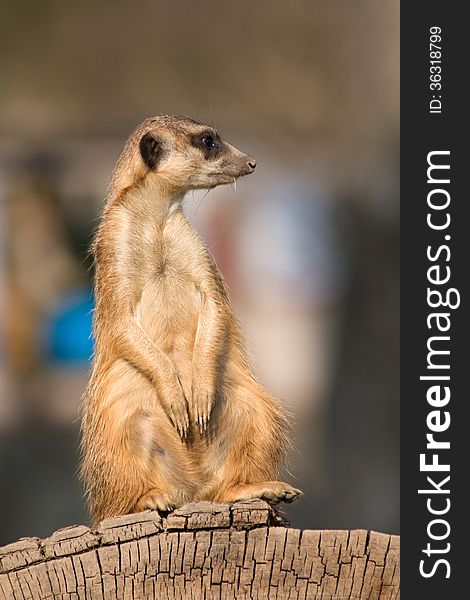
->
[201, 135, 217, 148]
[191, 131, 221, 156]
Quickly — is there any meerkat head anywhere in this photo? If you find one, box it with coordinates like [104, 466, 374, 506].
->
[140, 115, 257, 192]
[109, 115, 257, 202]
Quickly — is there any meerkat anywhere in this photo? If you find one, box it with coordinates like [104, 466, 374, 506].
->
[80, 115, 302, 524]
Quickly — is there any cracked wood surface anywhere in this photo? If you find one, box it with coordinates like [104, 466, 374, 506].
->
[0, 500, 399, 599]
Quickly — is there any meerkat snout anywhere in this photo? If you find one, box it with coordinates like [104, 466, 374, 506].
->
[247, 159, 257, 172]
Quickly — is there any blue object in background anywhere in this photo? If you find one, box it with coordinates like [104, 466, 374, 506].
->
[42, 288, 94, 366]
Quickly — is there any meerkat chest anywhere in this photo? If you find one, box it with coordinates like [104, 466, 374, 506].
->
[135, 223, 207, 349]
[136, 274, 200, 351]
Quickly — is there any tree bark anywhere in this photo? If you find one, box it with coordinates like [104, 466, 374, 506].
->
[0, 500, 399, 599]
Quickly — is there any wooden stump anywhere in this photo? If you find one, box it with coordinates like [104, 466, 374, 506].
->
[0, 500, 399, 599]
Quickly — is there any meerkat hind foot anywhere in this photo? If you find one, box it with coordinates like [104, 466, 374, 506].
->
[259, 482, 303, 505]
[135, 489, 177, 513]
[222, 481, 303, 505]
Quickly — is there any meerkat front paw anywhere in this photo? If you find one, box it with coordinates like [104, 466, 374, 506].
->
[191, 382, 215, 434]
[163, 379, 190, 439]
[136, 489, 176, 513]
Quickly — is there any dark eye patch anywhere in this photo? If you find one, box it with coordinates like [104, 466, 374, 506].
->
[191, 130, 222, 159]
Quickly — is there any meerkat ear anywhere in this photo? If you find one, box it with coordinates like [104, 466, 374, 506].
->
[139, 133, 162, 170]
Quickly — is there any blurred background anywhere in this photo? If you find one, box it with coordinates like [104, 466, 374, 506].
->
[0, 0, 399, 545]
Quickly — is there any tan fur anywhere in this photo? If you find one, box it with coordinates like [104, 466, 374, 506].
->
[80, 115, 301, 525]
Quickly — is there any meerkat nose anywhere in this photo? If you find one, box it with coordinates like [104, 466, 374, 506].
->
[247, 159, 257, 172]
